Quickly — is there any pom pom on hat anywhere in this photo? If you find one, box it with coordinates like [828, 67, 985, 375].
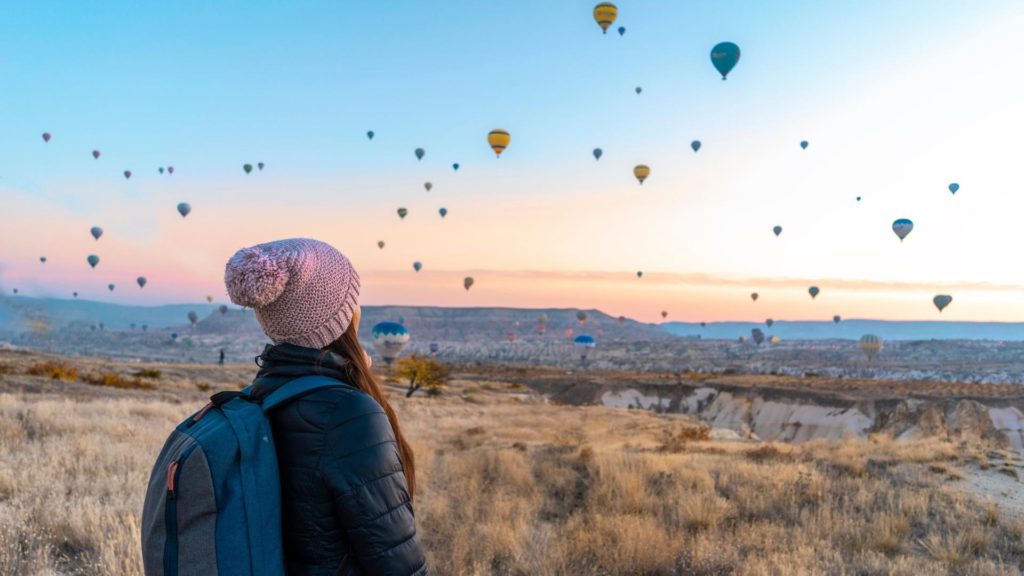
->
[225, 246, 290, 308]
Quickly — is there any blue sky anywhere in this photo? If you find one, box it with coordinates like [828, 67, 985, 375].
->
[2, 1, 1022, 321]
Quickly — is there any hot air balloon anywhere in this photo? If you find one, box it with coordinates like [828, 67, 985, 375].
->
[773, 226, 782, 237]
[751, 328, 765, 346]
[661, 311, 668, 319]
[219, 304, 228, 315]
[488, 129, 510, 157]
[892, 219, 914, 242]
[257, 162, 265, 171]
[73, 292, 78, 298]
[92, 150, 101, 159]
[617, 26, 626, 36]
[691, 140, 701, 153]
[415, 148, 425, 161]
[750, 292, 759, 302]
[769, 335, 781, 345]
[177, 203, 191, 218]
[87, 255, 100, 269]
[413, 261, 422, 272]
[593, 148, 603, 161]
[576, 311, 588, 325]
[439, 207, 448, 218]
[159, 167, 165, 174]
[464, 277, 474, 291]
[397, 207, 408, 219]
[809, 286, 820, 299]
[378, 241, 385, 249]
[188, 311, 199, 325]
[635, 86, 642, 95]
[800, 140, 809, 150]
[168, 166, 175, 175]
[243, 164, 253, 174]
[108, 283, 115, 292]
[452, 163, 460, 171]
[42, 132, 51, 143]
[123, 170, 132, 180]
[574, 334, 596, 361]
[12, 289, 18, 295]
[860, 334, 882, 361]
[636, 271, 643, 279]
[372, 321, 410, 365]
[171, 333, 179, 341]
[206, 295, 214, 303]
[429, 342, 439, 356]
[700, 322, 707, 328]
[949, 183, 959, 194]
[710, 42, 741, 80]
[633, 164, 650, 184]
[137, 276, 147, 288]
[424, 182, 432, 192]
[367, 130, 375, 140]
[933, 294, 953, 312]
[39, 257, 46, 263]
[593, 2, 617, 33]
[833, 315, 841, 324]
[617, 316, 626, 325]
[536, 314, 548, 334]
[856, 196, 862, 202]
[91, 226, 103, 240]
[766, 319, 774, 328]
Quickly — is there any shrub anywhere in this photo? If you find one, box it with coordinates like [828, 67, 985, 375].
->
[195, 382, 211, 392]
[746, 444, 791, 463]
[82, 372, 154, 390]
[26, 361, 78, 381]
[132, 368, 162, 379]
[659, 424, 710, 453]
[395, 355, 450, 398]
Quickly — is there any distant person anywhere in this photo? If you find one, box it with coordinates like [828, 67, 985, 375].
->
[218, 348, 225, 365]
[225, 239, 425, 574]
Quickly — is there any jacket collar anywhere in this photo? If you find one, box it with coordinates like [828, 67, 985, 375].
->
[251, 343, 349, 394]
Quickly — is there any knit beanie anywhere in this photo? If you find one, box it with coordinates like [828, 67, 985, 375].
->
[224, 238, 360, 349]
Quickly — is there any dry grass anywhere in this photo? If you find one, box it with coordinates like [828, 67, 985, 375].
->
[26, 361, 78, 381]
[81, 373, 155, 391]
[1, 357, 1023, 575]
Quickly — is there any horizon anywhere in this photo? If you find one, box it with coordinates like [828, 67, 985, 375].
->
[3, 1, 1024, 322]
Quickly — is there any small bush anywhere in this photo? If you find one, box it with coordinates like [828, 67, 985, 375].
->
[82, 372, 154, 390]
[195, 382, 211, 392]
[132, 368, 162, 379]
[747, 444, 791, 463]
[0, 363, 12, 376]
[659, 424, 710, 453]
[26, 361, 78, 381]
[465, 426, 485, 436]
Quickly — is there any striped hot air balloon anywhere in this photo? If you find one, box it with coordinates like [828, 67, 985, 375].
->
[487, 129, 511, 157]
[592, 2, 617, 33]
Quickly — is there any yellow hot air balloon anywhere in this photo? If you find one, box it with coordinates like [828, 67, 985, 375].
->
[860, 334, 883, 361]
[206, 295, 214, 303]
[488, 129, 511, 157]
[633, 164, 650, 185]
[593, 2, 618, 34]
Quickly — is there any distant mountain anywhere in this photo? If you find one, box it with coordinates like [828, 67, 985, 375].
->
[0, 296, 221, 332]
[662, 320, 1024, 341]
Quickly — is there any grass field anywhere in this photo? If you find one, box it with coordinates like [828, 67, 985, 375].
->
[0, 350, 1022, 575]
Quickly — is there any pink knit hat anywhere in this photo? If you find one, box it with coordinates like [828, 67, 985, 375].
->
[224, 238, 360, 349]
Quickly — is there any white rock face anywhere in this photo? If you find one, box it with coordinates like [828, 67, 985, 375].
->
[600, 389, 672, 410]
[989, 407, 1024, 450]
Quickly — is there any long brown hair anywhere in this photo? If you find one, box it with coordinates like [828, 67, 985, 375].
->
[325, 322, 416, 499]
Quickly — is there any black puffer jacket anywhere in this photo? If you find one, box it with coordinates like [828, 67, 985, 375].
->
[250, 343, 427, 576]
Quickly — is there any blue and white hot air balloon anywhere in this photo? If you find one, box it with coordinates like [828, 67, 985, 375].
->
[372, 321, 410, 365]
[574, 334, 596, 362]
[892, 218, 914, 242]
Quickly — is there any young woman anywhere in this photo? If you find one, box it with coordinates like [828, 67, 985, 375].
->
[225, 238, 427, 576]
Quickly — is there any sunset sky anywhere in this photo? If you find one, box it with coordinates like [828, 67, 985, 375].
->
[2, 1, 1023, 322]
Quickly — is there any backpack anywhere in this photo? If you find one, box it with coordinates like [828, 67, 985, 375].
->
[141, 375, 344, 576]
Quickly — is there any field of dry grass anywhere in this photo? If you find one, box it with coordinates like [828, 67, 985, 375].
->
[1, 350, 1023, 575]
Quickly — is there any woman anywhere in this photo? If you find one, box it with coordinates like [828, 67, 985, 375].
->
[225, 238, 427, 576]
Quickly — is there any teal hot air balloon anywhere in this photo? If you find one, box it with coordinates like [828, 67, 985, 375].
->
[219, 304, 228, 315]
[618, 26, 625, 36]
[710, 42, 741, 80]
[808, 286, 820, 299]
[574, 334, 596, 362]
[415, 148, 425, 161]
[108, 283, 115, 292]
[159, 167, 165, 174]
[257, 162, 265, 171]
[949, 182, 959, 194]
[439, 207, 447, 218]
[892, 218, 914, 242]
[177, 203, 191, 218]
[773, 225, 782, 237]
[87, 255, 100, 268]
[413, 261, 422, 272]
[243, 164, 253, 174]
[636, 271, 643, 279]
[635, 86, 642, 95]
[397, 207, 408, 219]
[372, 321, 410, 365]
[367, 130, 375, 140]
[39, 256, 46, 263]
[833, 315, 842, 324]
[593, 148, 603, 160]
[188, 311, 199, 325]
[933, 294, 953, 312]
[137, 276, 147, 288]
[691, 140, 701, 153]
[751, 328, 765, 346]
[91, 226, 103, 240]
[452, 163, 460, 171]
[800, 140, 809, 150]
[765, 319, 774, 328]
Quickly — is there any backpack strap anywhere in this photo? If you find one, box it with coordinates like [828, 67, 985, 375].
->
[259, 375, 347, 412]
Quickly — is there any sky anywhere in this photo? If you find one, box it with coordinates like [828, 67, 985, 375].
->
[1, 0, 1023, 322]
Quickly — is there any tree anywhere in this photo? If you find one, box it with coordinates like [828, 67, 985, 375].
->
[395, 355, 450, 398]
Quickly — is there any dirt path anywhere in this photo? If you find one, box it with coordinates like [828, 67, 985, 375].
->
[957, 458, 1024, 523]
